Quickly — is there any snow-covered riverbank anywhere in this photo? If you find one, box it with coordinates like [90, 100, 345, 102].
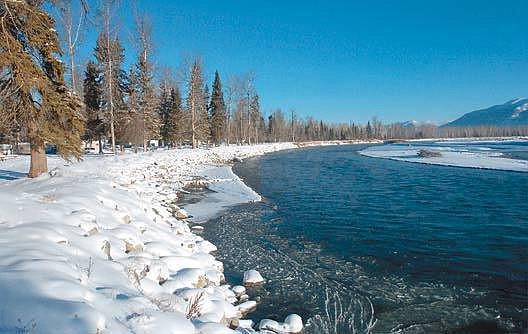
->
[0, 143, 301, 334]
[359, 138, 528, 172]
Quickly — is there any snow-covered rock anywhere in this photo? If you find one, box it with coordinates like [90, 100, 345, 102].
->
[258, 319, 280, 331]
[79, 220, 99, 235]
[243, 269, 264, 285]
[284, 314, 303, 333]
[258, 314, 303, 333]
[237, 319, 254, 329]
[236, 300, 257, 314]
[176, 208, 189, 219]
[232, 285, 246, 297]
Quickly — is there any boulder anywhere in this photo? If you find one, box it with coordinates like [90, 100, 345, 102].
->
[284, 314, 303, 333]
[176, 208, 189, 219]
[258, 319, 280, 331]
[258, 315, 303, 333]
[232, 285, 246, 297]
[122, 214, 132, 224]
[125, 240, 144, 253]
[79, 221, 99, 236]
[237, 319, 254, 329]
[243, 270, 264, 285]
[236, 300, 257, 314]
[166, 193, 179, 202]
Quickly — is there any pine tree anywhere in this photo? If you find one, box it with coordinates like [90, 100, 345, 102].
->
[0, 0, 84, 177]
[169, 86, 185, 145]
[204, 84, 210, 115]
[121, 67, 143, 149]
[366, 121, 373, 139]
[83, 60, 105, 153]
[209, 71, 227, 145]
[250, 94, 261, 144]
[158, 82, 173, 146]
[201, 83, 211, 144]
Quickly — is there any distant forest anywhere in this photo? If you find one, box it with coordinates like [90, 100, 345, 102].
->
[0, 1, 527, 176]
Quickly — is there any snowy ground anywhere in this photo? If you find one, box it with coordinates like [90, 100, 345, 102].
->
[0, 143, 305, 334]
[360, 139, 528, 172]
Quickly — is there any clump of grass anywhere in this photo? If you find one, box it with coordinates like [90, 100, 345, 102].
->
[185, 291, 205, 320]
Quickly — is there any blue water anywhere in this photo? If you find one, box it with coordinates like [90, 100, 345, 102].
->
[204, 144, 528, 333]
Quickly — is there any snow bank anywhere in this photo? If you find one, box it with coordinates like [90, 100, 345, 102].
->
[0, 143, 295, 333]
[360, 140, 528, 172]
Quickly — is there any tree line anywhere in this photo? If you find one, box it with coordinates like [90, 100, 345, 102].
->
[1, 1, 527, 178]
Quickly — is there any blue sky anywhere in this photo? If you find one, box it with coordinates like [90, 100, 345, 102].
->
[76, 0, 528, 124]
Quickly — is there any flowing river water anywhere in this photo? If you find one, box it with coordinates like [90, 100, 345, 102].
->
[203, 143, 528, 333]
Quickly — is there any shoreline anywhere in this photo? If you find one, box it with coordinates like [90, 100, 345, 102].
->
[0, 138, 523, 332]
[359, 138, 528, 173]
[0, 143, 299, 333]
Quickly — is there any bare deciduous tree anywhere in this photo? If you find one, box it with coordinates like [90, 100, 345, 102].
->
[186, 58, 209, 148]
[132, 12, 159, 150]
[98, 0, 118, 153]
[56, 0, 88, 94]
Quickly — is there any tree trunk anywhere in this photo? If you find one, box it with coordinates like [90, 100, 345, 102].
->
[27, 119, 47, 177]
[28, 143, 47, 178]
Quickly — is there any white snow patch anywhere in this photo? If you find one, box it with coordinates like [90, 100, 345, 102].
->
[0, 143, 295, 333]
[360, 140, 528, 172]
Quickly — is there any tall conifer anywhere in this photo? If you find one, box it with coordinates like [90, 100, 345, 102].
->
[0, 0, 84, 177]
[209, 71, 227, 145]
[83, 60, 105, 152]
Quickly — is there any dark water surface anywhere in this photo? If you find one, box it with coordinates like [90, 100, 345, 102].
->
[204, 144, 528, 333]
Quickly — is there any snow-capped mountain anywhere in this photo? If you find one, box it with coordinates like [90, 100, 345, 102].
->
[401, 120, 419, 128]
[397, 120, 437, 128]
[443, 98, 528, 127]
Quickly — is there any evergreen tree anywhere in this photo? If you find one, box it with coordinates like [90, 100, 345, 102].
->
[158, 82, 173, 146]
[366, 121, 373, 139]
[121, 67, 143, 149]
[209, 71, 227, 145]
[268, 115, 273, 138]
[204, 84, 210, 115]
[250, 94, 261, 144]
[169, 86, 185, 145]
[83, 60, 105, 153]
[0, 0, 84, 177]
